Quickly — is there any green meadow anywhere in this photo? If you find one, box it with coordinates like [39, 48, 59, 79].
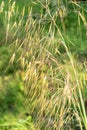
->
[0, 0, 87, 130]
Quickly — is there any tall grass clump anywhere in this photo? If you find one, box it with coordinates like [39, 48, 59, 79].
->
[0, 0, 87, 130]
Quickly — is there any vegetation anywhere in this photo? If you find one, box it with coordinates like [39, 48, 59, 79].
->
[0, 0, 87, 129]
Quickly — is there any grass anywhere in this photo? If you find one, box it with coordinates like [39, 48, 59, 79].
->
[0, 0, 87, 130]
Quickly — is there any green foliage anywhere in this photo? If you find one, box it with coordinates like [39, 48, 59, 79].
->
[0, 74, 23, 112]
[0, 46, 21, 75]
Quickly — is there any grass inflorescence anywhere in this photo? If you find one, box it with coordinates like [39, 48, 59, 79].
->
[0, 0, 87, 130]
